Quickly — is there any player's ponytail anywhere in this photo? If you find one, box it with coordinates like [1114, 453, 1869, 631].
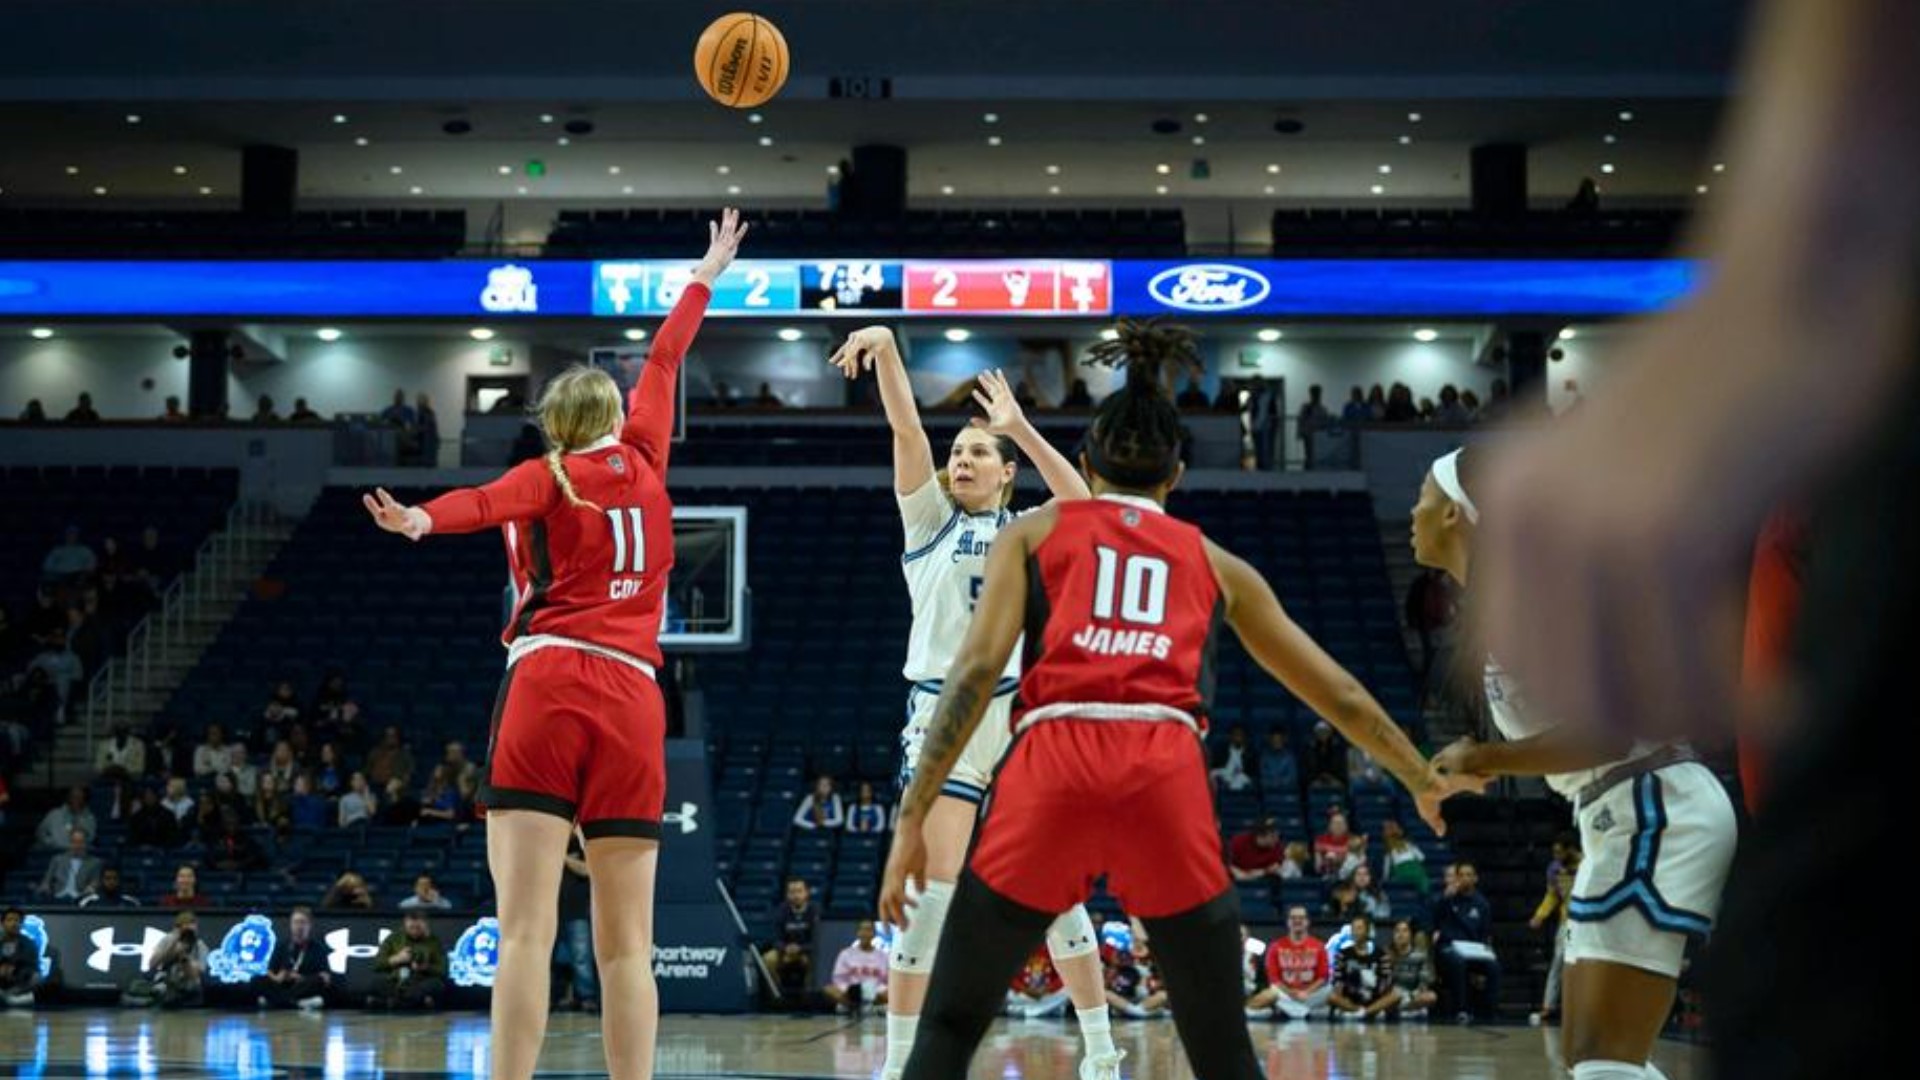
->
[1082, 318, 1193, 489]
[535, 365, 623, 512]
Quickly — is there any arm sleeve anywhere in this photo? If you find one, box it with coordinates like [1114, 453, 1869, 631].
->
[420, 460, 558, 535]
[897, 477, 954, 550]
[621, 281, 713, 473]
[792, 796, 815, 829]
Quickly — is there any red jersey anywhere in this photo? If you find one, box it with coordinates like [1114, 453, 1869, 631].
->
[1015, 496, 1224, 732]
[1229, 833, 1284, 874]
[1739, 508, 1809, 813]
[1264, 935, 1329, 991]
[421, 283, 710, 669]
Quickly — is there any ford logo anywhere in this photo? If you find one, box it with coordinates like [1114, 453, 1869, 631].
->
[1146, 264, 1271, 312]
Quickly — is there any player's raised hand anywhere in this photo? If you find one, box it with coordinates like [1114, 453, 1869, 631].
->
[828, 326, 895, 380]
[878, 820, 929, 929]
[362, 488, 431, 541]
[969, 368, 1026, 434]
[691, 207, 749, 286]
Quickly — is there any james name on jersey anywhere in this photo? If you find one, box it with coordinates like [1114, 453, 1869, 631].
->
[1070, 624, 1174, 660]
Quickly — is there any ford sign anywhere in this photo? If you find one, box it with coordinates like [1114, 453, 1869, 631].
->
[1146, 264, 1272, 312]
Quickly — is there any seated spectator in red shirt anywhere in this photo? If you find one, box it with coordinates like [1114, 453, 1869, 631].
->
[1007, 943, 1069, 1019]
[160, 865, 207, 909]
[1228, 818, 1286, 881]
[1314, 810, 1357, 877]
[1262, 905, 1331, 1021]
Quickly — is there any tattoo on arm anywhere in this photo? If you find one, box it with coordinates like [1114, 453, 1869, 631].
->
[901, 676, 988, 821]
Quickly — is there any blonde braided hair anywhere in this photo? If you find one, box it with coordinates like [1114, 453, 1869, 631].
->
[535, 366, 623, 511]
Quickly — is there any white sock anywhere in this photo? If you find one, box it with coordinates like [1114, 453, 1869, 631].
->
[1077, 1006, 1115, 1057]
[882, 1013, 919, 1074]
[1573, 1062, 1646, 1080]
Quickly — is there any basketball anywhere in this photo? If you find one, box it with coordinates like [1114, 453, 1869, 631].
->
[693, 12, 790, 109]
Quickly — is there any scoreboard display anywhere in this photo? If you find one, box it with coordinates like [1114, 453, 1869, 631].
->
[592, 259, 1112, 317]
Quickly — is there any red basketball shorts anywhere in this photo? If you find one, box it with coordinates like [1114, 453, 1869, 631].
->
[967, 719, 1230, 919]
[479, 645, 666, 840]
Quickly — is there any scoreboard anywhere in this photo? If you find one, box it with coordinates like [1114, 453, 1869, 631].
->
[591, 259, 1113, 318]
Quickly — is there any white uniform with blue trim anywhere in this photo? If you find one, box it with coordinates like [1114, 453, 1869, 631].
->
[1486, 658, 1737, 978]
[898, 478, 1022, 803]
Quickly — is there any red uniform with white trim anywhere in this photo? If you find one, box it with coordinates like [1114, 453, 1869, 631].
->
[419, 282, 710, 838]
[968, 496, 1229, 918]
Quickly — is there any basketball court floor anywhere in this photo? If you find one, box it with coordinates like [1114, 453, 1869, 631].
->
[0, 1010, 1711, 1078]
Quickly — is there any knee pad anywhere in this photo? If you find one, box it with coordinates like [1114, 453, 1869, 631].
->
[1045, 904, 1099, 962]
[889, 879, 956, 975]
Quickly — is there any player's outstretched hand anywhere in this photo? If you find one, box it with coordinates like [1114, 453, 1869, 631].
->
[691, 207, 749, 286]
[828, 326, 896, 380]
[970, 368, 1026, 434]
[362, 488, 431, 541]
[879, 820, 930, 929]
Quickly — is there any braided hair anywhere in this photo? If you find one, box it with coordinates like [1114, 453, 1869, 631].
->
[1082, 318, 1195, 489]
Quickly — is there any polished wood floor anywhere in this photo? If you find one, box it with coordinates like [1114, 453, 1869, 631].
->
[0, 1009, 1711, 1078]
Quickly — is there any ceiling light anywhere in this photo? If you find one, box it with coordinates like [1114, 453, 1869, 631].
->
[1256, 328, 1283, 343]
[1378, 164, 1392, 174]
[757, 136, 774, 147]
[1600, 163, 1615, 174]
[622, 185, 634, 194]
[1413, 328, 1439, 342]
[1155, 185, 1169, 195]
[1408, 111, 1422, 123]
[1558, 327, 1577, 341]
[1370, 184, 1385, 195]
[982, 112, 999, 124]
[1604, 133, 1618, 145]
[1696, 184, 1709, 195]
[29, 328, 54, 340]
[1099, 329, 1120, 342]
[198, 186, 213, 196]
[1398, 135, 1413, 145]
[1713, 162, 1726, 173]
[940, 185, 955, 196]
[1045, 164, 1061, 175]
[497, 165, 512, 175]
[92, 186, 108, 196]
[1266, 163, 1281, 174]
[468, 328, 496, 341]
[389, 165, 403, 175]
[516, 186, 528, 194]
[608, 165, 621, 175]
[777, 328, 804, 342]
[1156, 163, 1171, 175]
[316, 328, 343, 342]
[64, 166, 79, 176]
[1618, 109, 1635, 122]
[539, 114, 555, 124]
[172, 165, 188, 176]
[333, 114, 349, 124]
[748, 113, 764, 124]
[987, 136, 1002, 147]
[125, 114, 142, 125]
[1194, 112, 1210, 124]
[826, 165, 840, 176]
[354, 137, 369, 147]
[556, 137, 570, 146]
[623, 329, 649, 342]
[726, 184, 742, 195]
[409, 185, 424, 195]
[1263, 185, 1276, 195]
[716, 165, 731, 175]
[1191, 136, 1206, 146]
[1047, 185, 1061, 195]
[943, 329, 972, 343]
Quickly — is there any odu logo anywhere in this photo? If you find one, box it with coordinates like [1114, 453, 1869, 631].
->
[450, 918, 502, 989]
[481, 264, 539, 313]
[86, 926, 168, 973]
[21, 915, 53, 979]
[1147, 264, 1271, 312]
[325, 927, 391, 975]
[208, 915, 278, 985]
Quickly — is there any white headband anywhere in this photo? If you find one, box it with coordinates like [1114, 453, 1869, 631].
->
[1430, 449, 1479, 524]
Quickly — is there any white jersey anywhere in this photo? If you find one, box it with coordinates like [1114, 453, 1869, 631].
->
[1483, 656, 1662, 800]
[898, 478, 1022, 684]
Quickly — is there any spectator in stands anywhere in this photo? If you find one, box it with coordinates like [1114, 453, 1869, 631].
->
[1460, 389, 1483, 422]
[1280, 842, 1310, 879]
[288, 398, 322, 424]
[322, 871, 374, 911]
[23, 588, 67, 649]
[379, 777, 421, 827]
[1324, 877, 1361, 922]
[1259, 728, 1300, 798]
[255, 906, 328, 1010]
[123, 911, 207, 1008]
[366, 727, 415, 789]
[1337, 834, 1371, 880]
[439, 740, 477, 793]
[1314, 811, 1355, 877]
[26, 628, 82, 718]
[1175, 377, 1208, 409]
[161, 865, 206, 909]
[1435, 385, 1470, 425]
[752, 382, 785, 409]
[1531, 853, 1579, 1026]
[1305, 722, 1348, 790]
[368, 911, 446, 1011]
[1405, 567, 1457, 710]
[549, 831, 597, 1012]
[400, 873, 452, 911]
[1384, 383, 1419, 424]
[1228, 817, 1286, 882]
[314, 743, 347, 797]
[1263, 906, 1331, 1021]
[844, 781, 889, 834]
[132, 524, 175, 591]
[252, 395, 280, 423]
[822, 920, 889, 1016]
[1007, 944, 1070, 1018]
[18, 399, 48, 424]
[79, 866, 140, 907]
[203, 806, 268, 872]
[160, 777, 195, 824]
[42, 526, 98, 584]
[508, 422, 545, 463]
[1380, 819, 1429, 893]
[197, 772, 252, 832]
[1209, 723, 1256, 792]
[36, 786, 96, 850]
[1104, 935, 1167, 1018]
[261, 680, 301, 742]
[1557, 378, 1584, 416]
[1297, 384, 1331, 458]
[417, 767, 461, 824]
[1352, 864, 1392, 920]
[792, 775, 845, 831]
[762, 877, 819, 993]
[338, 772, 377, 827]
[380, 389, 416, 429]
[227, 746, 260, 797]
[124, 789, 175, 850]
[414, 393, 439, 465]
[254, 773, 291, 834]
[37, 828, 102, 901]
[1211, 378, 1242, 413]
[192, 724, 230, 778]
[158, 396, 187, 422]
[288, 773, 329, 830]
[1434, 863, 1500, 1023]
[265, 740, 298, 790]
[1341, 387, 1370, 425]
[1246, 377, 1281, 470]
[1329, 914, 1399, 1021]
[1386, 920, 1439, 1019]
[94, 722, 146, 782]
[64, 589, 113, 677]
[0, 908, 41, 1008]
[64, 393, 101, 425]
[1063, 378, 1096, 410]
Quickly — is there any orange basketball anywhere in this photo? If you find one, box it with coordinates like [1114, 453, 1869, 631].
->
[694, 12, 790, 109]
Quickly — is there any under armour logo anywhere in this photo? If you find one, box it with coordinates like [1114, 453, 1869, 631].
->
[663, 801, 700, 835]
[325, 927, 391, 974]
[88, 927, 167, 973]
